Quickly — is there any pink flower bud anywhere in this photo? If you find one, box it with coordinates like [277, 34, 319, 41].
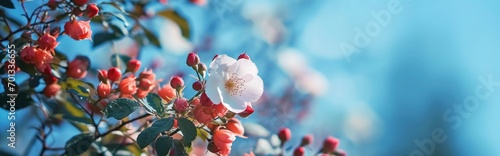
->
[197, 63, 207, 75]
[158, 84, 176, 102]
[20, 46, 36, 63]
[66, 58, 89, 79]
[186, 52, 200, 67]
[293, 147, 305, 156]
[48, 0, 58, 10]
[238, 53, 250, 60]
[85, 4, 99, 18]
[119, 76, 137, 96]
[170, 76, 184, 89]
[97, 69, 108, 82]
[300, 134, 313, 146]
[238, 104, 254, 118]
[192, 81, 203, 91]
[64, 20, 92, 40]
[138, 79, 153, 91]
[37, 33, 59, 51]
[107, 67, 122, 82]
[212, 129, 235, 155]
[189, 0, 206, 6]
[97, 82, 111, 98]
[126, 59, 141, 73]
[71, 0, 88, 6]
[44, 84, 61, 97]
[173, 98, 189, 113]
[278, 128, 292, 145]
[321, 136, 339, 153]
[226, 118, 244, 137]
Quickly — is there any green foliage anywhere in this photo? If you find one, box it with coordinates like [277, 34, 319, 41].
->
[102, 98, 140, 120]
[155, 136, 174, 156]
[137, 117, 175, 149]
[0, 0, 14, 9]
[144, 93, 165, 116]
[65, 133, 93, 156]
[177, 118, 197, 146]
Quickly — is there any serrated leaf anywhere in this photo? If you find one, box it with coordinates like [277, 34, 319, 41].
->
[155, 136, 173, 156]
[103, 98, 140, 120]
[65, 133, 93, 156]
[0, 0, 14, 9]
[177, 118, 197, 145]
[145, 93, 164, 116]
[142, 26, 161, 48]
[157, 10, 190, 39]
[93, 32, 120, 47]
[137, 117, 174, 149]
[110, 54, 131, 68]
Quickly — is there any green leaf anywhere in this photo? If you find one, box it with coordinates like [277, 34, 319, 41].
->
[93, 32, 120, 47]
[155, 136, 173, 156]
[65, 78, 96, 99]
[157, 10, 190, 39]
[110, 54, 131, 67]
[137, 117, 175, 149]
[142, 26, 161, 48]
[65, 133, 93, 156]
[172, 140, 188, 156]
[177, 118, 197, 145]
[110, 23, 129, 36]
[145, 93, 165, 116]
[0, 0, 14, 9]
[102, 98, 140, 120]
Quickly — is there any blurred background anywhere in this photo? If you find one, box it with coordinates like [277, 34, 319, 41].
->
[3, 0, 500, 155]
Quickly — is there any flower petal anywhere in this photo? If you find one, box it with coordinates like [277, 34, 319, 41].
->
[205, 73, 224, 104]
[220, 91, 248, 113]
[228, 59, 259, 76]
[209, 54, 236, 75]
[239, 74, 264, 102]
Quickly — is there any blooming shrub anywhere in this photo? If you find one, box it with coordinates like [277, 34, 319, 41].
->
[0, 0, 345, 155]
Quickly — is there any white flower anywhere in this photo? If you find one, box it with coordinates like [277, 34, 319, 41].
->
[205, 55, 264, 113]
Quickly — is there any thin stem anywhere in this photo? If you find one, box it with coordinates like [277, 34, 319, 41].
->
[95, 114, 151, 140]
[70, 93, 101, 137]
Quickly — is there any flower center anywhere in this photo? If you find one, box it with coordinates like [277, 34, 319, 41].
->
[224, 74, 245, 96]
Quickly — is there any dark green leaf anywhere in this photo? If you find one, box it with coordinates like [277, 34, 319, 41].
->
[177, 118, 197, 145]
[145, 93, 164, 116]
[0, 0, 14, 9]
[172, 140, 188, 156]
[142, 27, 161, 48]
[110, 54, 132, 67]
[65, 78, 96, 99]
[157, 10, 190, 39]
[110, 23, 129, 36]
[65, 133, 93, 156]
[137, 117, 174, 149]
[112, 13, 129, 27]
[93, 32, 120, 47]
[102, 98, 140, 120]
[155, 136, 173, 156]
